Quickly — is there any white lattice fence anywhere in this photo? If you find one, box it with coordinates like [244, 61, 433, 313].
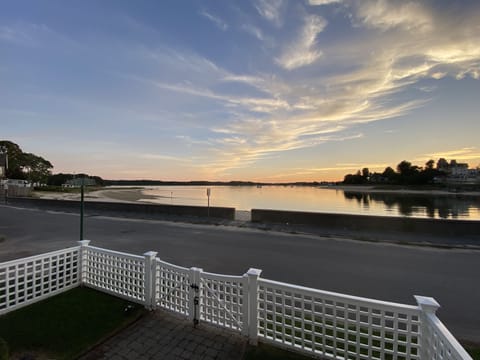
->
[257, 279, 422, 360]
[0, 242, 474, 360]
[422, 310, 473, 360]
[199, 271, 248, 333]
[0, 247, 80, 315]
[81, 245, 145, 304]
[155, 259, 190, 315]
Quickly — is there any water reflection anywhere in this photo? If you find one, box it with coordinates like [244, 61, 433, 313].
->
[343, 191, 479, 219]
[138, 185, 480, 220]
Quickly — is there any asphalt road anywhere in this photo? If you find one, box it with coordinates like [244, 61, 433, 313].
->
[1, 204, 479, 343]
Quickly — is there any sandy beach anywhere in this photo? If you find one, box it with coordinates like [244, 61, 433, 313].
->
[33, 188, 153, 203]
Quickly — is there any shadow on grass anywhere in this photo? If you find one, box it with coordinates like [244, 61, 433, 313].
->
[0, 287, 146, 359]
[466, 347, 480, 360]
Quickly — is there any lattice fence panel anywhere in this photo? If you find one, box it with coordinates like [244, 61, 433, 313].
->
[258, 279, 421, 360]
[423, 313, 473, 360]
[83, 246, 145, 303]
[199, 272, 246, 332]
[155, 259, 190, 315]
[0, 247, 80, 314]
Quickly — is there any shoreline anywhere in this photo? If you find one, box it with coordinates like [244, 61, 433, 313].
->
[322, 185, 480, 197]
[32, 188, 153, 203]
[33, 185, 480, 204]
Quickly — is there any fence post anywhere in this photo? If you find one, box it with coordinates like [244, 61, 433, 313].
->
[415, 295, 440, 359]
[188, 267, 202, 325]
[247, 268, 262, 345]
[77, 240, 91, 285]
[241, 273, 249, 337]
[144, 251, 158, 310]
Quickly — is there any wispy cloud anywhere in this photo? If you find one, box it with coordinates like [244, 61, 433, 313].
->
[139, 153, 192, 162]
[308, 0, 343, 6]
[355, 0, 432, 32]
[241, 23, 265, 41]
[7, 4, 478, 180]
[254, 0, 285, 27]
[416, 148, 480, 164]
[0, 22, 76, 48]
[276, 15, 327, 70]
[199, 10, 228, 31]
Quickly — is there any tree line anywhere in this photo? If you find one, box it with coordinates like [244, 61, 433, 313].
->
[343, 159, 447, 185]
[0, 140, 103, 186]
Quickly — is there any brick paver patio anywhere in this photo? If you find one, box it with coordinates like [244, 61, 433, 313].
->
[79, 310, 247, 360]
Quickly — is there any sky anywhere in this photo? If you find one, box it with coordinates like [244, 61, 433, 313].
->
[1, 0, 480, 182]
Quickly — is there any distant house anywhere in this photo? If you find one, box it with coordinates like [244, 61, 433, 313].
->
[1, 179, 32, 197]
[449, 162, 469, 177]
[5, 179, 31, 187]
[435, 159, 479, 184]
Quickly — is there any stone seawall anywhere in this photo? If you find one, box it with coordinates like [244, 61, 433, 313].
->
[251, 208, 480, 237]
[8, 197, 235, 220]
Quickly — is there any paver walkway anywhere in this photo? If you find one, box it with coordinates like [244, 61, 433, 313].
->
[79, 310, 247, 360]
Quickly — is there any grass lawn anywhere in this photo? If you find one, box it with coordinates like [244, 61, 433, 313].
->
[467, 347, 480, 360]
[0, 287, 146, 359]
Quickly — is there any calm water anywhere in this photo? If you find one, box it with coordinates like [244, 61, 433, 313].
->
[139, 185, 480, 220]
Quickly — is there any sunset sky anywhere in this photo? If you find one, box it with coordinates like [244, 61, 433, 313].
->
[1, 0, 480, 181]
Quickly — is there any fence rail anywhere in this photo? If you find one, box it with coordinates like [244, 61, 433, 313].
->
[81, 244, 146, 304]
[257, 278, 421, 360]
[0, 241, 473, 359]
[0, 246, 80, 315]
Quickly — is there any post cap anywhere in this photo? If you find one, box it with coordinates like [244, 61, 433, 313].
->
[77, 240, 91, 246]
[247, 268, 262, 277]
[143, 251, 158, 258]
[414, 295, 440, 313]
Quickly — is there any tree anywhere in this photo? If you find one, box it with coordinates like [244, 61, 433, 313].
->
[343, 170, 365, 184]
[437, 158, 449, 171]
[396, 161, 422, 184]
[362, 167, 370, 179]
[397, 161, 414, 176]
[382, 166, 397, 183]
[0, 140, 53, 183]
[425, 159, 435, 170]
[22, 152, 53, 184]
[0, 140, 26, 179]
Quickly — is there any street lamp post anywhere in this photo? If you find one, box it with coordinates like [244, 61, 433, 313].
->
[80, 177, 85, 240]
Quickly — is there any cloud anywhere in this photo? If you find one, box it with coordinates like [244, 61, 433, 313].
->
[417, 148, 480, 164]
[199, 10, 228, 31]
[139, 153, 191, 162]
[0, 22, 76, 48]
[241, 23, 265, 41]
[311, 162, 389, 172]
[308, 0, 343, 5]
[276, 15, 327, 70]
[356, 0, 433, 32]
[254, 0, 285, 26]
[100, 5, 480, 177]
